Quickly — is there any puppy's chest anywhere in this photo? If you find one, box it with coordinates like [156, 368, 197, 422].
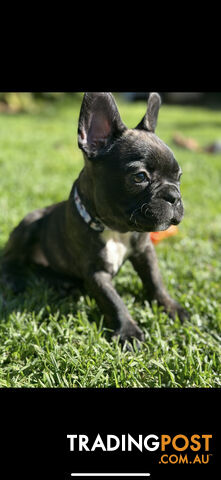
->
[100, 230, 133, 275]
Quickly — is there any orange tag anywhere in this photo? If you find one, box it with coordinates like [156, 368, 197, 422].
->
[150, 225, 179, 245]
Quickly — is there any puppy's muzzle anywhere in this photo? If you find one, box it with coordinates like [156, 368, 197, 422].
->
[156, 184, 181, 206]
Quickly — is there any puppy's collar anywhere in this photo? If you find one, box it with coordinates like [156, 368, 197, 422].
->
[74, 186, 106, 232]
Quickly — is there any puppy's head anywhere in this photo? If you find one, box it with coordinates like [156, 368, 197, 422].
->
[78, 92, 184, 233]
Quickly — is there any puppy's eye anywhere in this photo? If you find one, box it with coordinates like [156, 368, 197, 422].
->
[133, 172, 149, 184]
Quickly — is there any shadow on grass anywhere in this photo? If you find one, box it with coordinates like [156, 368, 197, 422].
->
[0, 252, 145, 343]
[0, 257, 84, 318]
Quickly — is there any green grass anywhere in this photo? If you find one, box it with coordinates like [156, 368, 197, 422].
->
[0, 94, 220, 388]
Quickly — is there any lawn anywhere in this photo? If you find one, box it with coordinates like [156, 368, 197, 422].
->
[0, 94, 220, 388]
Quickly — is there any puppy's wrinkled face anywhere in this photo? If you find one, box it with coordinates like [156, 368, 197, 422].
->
[90, 129, 183, 232]
[78, 92, 184, 233]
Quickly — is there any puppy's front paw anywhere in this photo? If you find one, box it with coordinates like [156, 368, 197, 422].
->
[113, 322, 145, 347]
[165, 300, 189, 323]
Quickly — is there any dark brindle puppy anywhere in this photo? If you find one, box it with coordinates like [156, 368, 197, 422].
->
[2, 92, 188, 343]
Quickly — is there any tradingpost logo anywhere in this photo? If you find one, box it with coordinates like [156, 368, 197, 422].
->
[67, 433, 214, 465]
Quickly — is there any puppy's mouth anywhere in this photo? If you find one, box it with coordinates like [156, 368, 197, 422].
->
[128, 200, 184, 232]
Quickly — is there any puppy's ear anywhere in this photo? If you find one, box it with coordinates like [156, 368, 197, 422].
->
[78, 92, 126, 158]
[136, 92, 161, 133]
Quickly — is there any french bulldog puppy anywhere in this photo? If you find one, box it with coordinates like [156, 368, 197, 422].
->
[2, 92, 188, 343]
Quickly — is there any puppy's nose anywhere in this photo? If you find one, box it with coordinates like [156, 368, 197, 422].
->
[162, 189, 180, 205]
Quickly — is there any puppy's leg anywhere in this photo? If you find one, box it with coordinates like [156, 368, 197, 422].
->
[85, 271, 144, 343]
[130, 240, 188, 322]
[2, 232, 29, 293]
[1, 258, 27, 293]
[1, 212, 44, 293]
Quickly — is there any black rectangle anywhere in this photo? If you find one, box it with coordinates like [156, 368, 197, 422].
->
[0, 388, 219, 479]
